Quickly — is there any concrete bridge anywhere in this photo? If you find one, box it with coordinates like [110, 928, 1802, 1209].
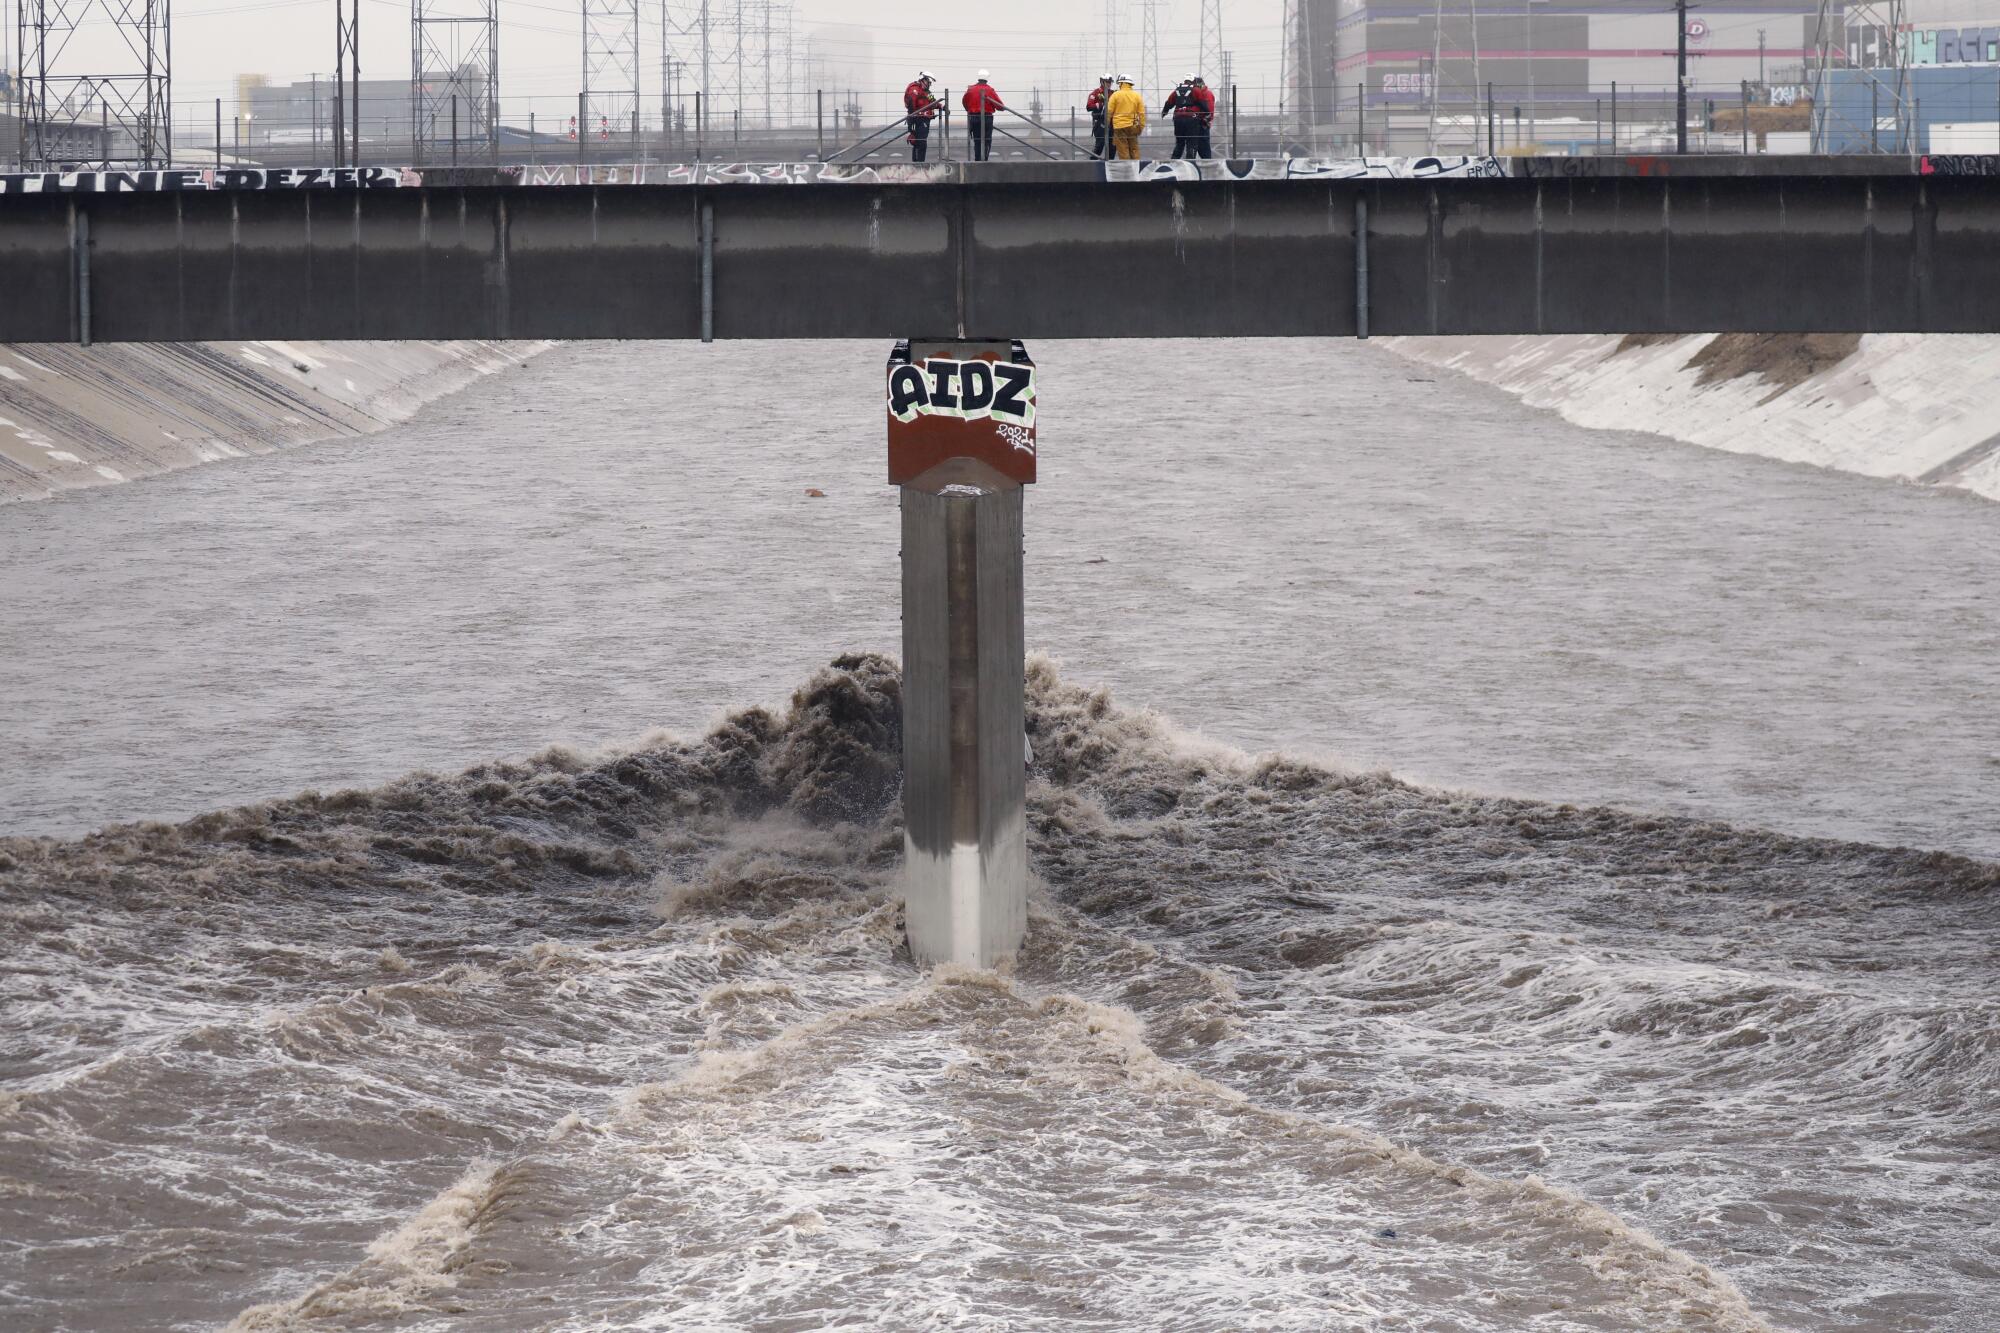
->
[2, 154, 1999, 344]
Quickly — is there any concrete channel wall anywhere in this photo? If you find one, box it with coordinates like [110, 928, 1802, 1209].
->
[0, 340, 547, 502]
[1385, 332, 2000, 502]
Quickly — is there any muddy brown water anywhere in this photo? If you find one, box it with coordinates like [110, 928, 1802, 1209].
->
[1, 340, 1996, 1330]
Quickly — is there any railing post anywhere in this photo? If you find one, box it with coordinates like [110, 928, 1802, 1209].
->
[817, 89, 824, 158]
[1354, 193, 1369, 340]
[700, 198, 714, 342]
[1231, 83, 1240, 158]
[1487, 82, 1495, 155]
[73, 205, 91, 347]
[1611, 81, 1618, 151]
[215, 97, 223, 169]
[578, 91, 587, 167]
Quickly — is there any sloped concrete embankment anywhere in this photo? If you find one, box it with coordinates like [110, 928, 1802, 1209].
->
[0, 341, 550, 503]
[1382, 333, 2000, 503]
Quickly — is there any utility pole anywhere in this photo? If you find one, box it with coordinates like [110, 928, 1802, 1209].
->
[1676, 0, 1689, 154]
[1758, 27, 1766, 86]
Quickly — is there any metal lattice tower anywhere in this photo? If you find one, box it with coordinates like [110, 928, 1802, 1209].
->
[1198, 0, 1222, 82]
[1808, 0, 1910, 151]
[1280, 0, 1316, 151]
[1426, 0, 1481, 152]
[658, 0, 681, 136]
[1103, 0, 1119, 79]
[718, 0, 742, 129]
[1139, 0, 1160, 96]
[412, 0, 498, 163]
[15, 0, 171, 169]
[584, 0, 641, 140]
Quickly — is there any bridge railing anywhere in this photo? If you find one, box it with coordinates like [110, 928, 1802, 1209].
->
[12, 74, 1997, 172]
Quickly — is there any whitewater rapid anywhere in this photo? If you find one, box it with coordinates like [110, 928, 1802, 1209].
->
[14, 657, 1981, 1329]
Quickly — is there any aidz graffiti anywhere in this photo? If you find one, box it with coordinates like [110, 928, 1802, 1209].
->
[0, 166, 411, 194]
[888, 358, 1036, 433]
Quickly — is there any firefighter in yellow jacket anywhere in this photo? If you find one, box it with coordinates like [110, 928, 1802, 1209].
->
[1105, 76, 1146, 160]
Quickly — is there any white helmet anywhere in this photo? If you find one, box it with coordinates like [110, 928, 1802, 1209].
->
[977, 69, 990, 80]
[1100, 71, 1113, 82]
[918, 69, 934, 81]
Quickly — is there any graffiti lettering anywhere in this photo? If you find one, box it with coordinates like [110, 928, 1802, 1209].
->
[888, 358, 1036, 429]
[991, 364, 1034, 424]
[1107, 155, 1506, 183]
[1921, 155, 2000, 176]
[0, 166, 410, 194]
[1519, 157, 1604, 178]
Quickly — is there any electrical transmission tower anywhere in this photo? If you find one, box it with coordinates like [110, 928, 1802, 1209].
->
[15, 0, 171, 169]
[412, 0, 498, 164]
[1139, 0, 1161, 94]
[1198, 0, 1223, 82]
[1425, 0, 1481, 152]
[1808, 0, 1909, 151]
[584, 0, 641, 142]
[1103, 0, 1119, 78]
[1280, 0, 1317, 150]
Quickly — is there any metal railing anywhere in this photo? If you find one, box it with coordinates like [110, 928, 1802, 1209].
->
[7, 75, 1997, 171]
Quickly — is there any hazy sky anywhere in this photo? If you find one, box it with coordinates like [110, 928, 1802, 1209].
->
[4, 0, 1289, 122]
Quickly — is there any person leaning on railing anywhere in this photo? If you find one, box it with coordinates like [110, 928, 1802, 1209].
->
[962, 73, 1006, 162]
[904, 71, 941, 162]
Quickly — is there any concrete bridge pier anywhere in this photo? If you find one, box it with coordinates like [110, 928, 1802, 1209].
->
[887, 339, 1038, 968]
[899, 479, 1027, 968]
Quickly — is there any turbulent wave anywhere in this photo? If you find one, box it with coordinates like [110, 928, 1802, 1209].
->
[2, 655, 1993, 1330]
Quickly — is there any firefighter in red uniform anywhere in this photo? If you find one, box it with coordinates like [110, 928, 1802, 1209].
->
[1085, 73, 1114, 159]
[1163, 76, 1202, 159]
[962, 72, 1005, 161]
[1191, 76, 1218, 159]
[904, 71, 940, 161]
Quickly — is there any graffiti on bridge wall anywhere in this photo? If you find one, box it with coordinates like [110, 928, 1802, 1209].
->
[0, 166, 414, 194]
[492, 161, 955, 186]
[1104, 156, 1507, 183]
[1921, 155, 2000, 176]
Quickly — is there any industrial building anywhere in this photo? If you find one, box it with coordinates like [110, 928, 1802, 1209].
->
[1293, 0, 2000, 152]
